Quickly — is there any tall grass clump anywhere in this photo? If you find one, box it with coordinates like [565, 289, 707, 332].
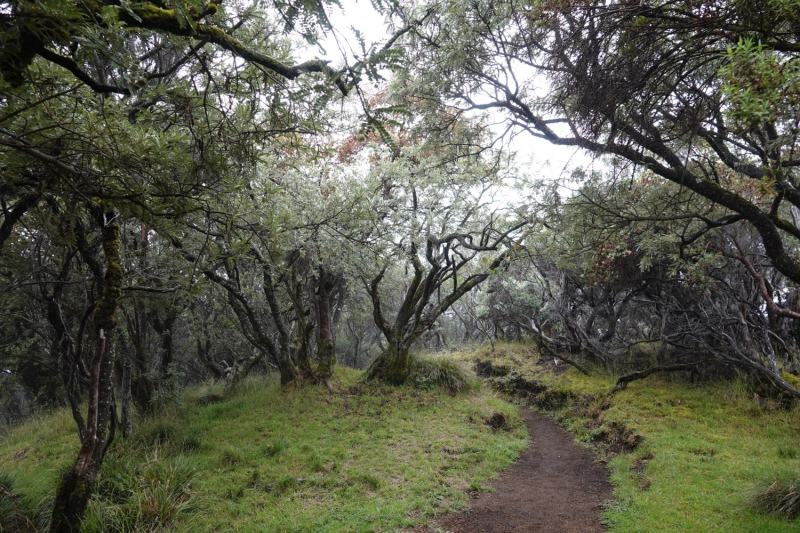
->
[1, 471, 32, 533]
[0, 471, 51, 532]
[409, 354, 479, 394]
[749, 475, 800, 519]
[83, 456, 196, 532]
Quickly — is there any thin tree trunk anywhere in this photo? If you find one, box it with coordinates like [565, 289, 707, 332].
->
[50, 210, 123, 533]
[121, 343, 132, 438]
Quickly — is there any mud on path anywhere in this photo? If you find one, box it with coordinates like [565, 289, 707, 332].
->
[416, 409, 612, 533]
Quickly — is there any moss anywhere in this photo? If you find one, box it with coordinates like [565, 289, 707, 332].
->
[383, 347, 410, 385]
[316, 340, 336, 380]
[782, 371, 800, 390]
[117, 5, 191, 35]
[93, 217, 123, 333]
[50, 472, 91, 533]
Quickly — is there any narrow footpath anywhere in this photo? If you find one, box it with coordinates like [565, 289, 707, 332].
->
[419, 409, 612, 532]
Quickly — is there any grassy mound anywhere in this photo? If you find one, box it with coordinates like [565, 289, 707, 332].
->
[0, 366, 527, 532]
[459, 342, 800, 533]
[409, 353, 480, 394]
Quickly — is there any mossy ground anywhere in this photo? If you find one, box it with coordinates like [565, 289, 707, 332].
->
[458, 342, 800, 532]
[0, 366, 527, 532]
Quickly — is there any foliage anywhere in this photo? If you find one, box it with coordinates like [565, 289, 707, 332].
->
[393, 0, 800, 285]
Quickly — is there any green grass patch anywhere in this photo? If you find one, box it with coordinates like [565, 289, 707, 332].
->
[0, 367, 527, 531]
[461, 342, 800, 532]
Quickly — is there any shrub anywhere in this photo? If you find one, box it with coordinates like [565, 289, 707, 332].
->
[409, 354, 479, 394]
[749, 475, 800, 518]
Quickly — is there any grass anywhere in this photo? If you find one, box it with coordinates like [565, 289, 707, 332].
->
[408, 353, 480, 394]
[749, 475, 800, 519]
[459, 342, 800, 532]
[0, 366, 527, 532]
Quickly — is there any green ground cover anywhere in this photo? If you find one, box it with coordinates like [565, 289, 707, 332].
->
[0, 366, 527, 532]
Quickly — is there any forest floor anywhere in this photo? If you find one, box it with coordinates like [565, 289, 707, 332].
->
[414, 408, 611, 533]
[5, 346, 800, 532]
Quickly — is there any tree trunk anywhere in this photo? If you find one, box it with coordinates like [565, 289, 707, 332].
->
[123, 304, 155, 412]
[316, 267, 336, 389]
[224, 349, 263, 393]
[50, 210, 122, 533]
[366, 336, 410, 385]
[121, 343, 132, 438]
[296, 314, 316, 380]
[151, 308, 177, 400]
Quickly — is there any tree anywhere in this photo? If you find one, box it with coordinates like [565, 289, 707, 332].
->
[484, 168, 800, 395]
[338, 104, 527, 383]
[365, 230, 521, 383]
[50, 208, 123, 533]
[394, 0, 800, 285]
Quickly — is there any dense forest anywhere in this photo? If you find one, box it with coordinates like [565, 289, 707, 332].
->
[1, 0, 800, 531]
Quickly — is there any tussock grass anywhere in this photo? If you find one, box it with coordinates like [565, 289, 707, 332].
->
[84, 455, 195, 532]
[749, 475, 800, 519]
[261, 438, 285, 458]
[409, 353, 480, 394]
[778, 446, 799, 459]
[0, 470, 49, 532]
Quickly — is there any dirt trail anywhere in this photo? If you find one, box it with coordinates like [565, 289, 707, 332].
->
[418, 409, 611, 532]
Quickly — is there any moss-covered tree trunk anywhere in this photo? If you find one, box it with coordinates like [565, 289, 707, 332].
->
[151, 307, 177, 399]
[366, 333, 411, 385]
[50, 210, 122, 533]
[123, 301, 156, 412]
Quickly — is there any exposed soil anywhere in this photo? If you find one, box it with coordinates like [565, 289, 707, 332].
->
[414, 409, 612, 532]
